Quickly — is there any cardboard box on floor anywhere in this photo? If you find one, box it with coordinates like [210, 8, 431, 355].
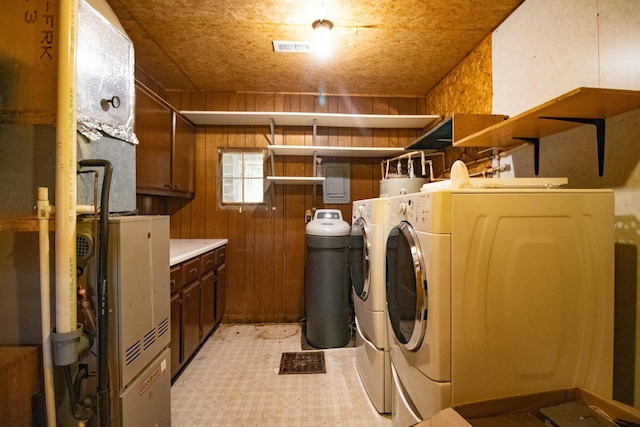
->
[417, 388, 640, 427]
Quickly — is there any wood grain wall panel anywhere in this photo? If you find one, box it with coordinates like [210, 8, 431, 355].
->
[147, 91, 428, 322]
[168, 198, 185, 237]
[242, 94, 257, 320]
[252, 94, 277, 320]
[271, 134, 287, 321]
[180, 202, 192, 238]
[205, 92, 229, 240]
[226, 209, 245, 322]
[188, 93, 207, 238]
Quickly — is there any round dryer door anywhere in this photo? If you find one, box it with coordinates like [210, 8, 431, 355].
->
[386, 221, 428, 351]
[349, 217, 371, 301]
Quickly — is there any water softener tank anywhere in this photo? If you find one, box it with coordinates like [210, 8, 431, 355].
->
[304, 209, 351, 348]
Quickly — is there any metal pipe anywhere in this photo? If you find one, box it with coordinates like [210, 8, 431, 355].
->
[37, 187, 56, 427]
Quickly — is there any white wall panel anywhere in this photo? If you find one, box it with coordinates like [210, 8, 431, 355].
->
[492, 0, 599, 116]
[491, 0, 536, 115]
[598, 0, 640, 89]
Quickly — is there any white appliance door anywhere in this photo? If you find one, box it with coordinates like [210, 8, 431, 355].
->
[386, 221, 427, 351]
[450, 191, 614, 404]
[350, 217, 372, 302]
[386, 220, 451, 383]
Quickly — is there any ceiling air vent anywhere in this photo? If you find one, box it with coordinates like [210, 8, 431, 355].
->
[272, 41, 312, 53]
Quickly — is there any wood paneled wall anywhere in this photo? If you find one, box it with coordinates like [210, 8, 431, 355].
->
[141, 92, 427, 323]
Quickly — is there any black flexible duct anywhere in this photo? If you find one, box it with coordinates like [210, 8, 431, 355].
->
[78, 159, 112, 427]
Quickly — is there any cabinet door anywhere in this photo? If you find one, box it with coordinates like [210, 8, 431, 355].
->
[215, 263, 227, 324]
[200, 271, 215, 338]
[135, 86, 172, 192]
[172, 113, 196, 195]
[170, 265, 182, 295]
[170, 293, 182, 378]
[181, 280, 201, 361]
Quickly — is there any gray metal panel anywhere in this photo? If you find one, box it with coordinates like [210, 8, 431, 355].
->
[77, 134, 136, 213]
[0, 124, 135, 214]
[323, 163, 350, 204]
[120, 348, 171, 427]
[109, 216, 170, 388]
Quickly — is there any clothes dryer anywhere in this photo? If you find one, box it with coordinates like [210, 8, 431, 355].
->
[385, 178, 614, 425]
[350, 198, 391, 413]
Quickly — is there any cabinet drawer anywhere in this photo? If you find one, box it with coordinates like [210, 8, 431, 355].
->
[201, 250, 216, 274]
[170, 265, 182, 294]
[182, 257, 201, 284]
[215, 246, 226, 268]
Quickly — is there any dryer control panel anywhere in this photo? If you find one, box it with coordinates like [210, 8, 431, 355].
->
[352, 199, 374, 224]
[389, 191, 451, 234]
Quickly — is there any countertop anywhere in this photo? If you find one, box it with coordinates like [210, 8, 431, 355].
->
[170, 239, 228, 266]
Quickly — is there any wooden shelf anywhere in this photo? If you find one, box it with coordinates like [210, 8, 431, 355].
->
[407, 114, 508, 150]
[0, 215, 53, 232]
[454, 87, 640, 176]
[266, 176, 325, 185]
[455, 87, 640, 148]
[267, 145, 405, 158]
[180, 111, 440, 129]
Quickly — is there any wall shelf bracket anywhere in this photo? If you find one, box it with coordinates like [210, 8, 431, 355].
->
[539, 116, 606, 176]
[513, 137, 541, 175]
[312, 119, 317, 146]
[269, 118, 275, 145]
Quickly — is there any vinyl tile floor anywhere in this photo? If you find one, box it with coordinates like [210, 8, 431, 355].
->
[171, 323, 392, 426]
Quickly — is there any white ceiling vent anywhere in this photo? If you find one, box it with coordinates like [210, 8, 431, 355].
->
[272, 41, 312, 53]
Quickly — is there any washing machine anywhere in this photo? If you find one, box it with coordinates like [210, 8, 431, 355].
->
[385, 173, 614, 425]
[350, 198, 392, 413]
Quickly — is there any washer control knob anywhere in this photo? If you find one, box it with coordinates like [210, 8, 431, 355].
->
[399, 201, 407, 215]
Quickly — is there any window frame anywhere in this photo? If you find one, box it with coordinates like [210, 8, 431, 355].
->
[217, 148, 267, 209]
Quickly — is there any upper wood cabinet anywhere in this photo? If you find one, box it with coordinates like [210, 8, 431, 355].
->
[172, 113, 196, 194]
[135, 84, 195, 198]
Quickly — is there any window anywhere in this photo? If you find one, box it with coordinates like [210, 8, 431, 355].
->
[219, 149, 265, 206]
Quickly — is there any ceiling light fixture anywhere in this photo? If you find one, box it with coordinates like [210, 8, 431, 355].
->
[312, 19, 333, 34]
[311, 19, 333, 58]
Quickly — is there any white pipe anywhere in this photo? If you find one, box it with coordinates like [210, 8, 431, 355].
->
[76, 204, 96, 215]
[55, 0, 78, 335]
[37, 188, 56, 427]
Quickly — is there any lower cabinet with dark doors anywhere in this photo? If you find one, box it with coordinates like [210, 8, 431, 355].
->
[170, 244, 227, 379]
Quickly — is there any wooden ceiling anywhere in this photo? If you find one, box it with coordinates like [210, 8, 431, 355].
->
[105, 0, 524, 96]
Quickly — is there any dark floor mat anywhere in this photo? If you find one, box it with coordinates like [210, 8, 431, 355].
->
[278, 351, 326, 375]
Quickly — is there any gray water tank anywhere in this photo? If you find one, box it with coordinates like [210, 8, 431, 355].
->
[305, 209, 352, 348]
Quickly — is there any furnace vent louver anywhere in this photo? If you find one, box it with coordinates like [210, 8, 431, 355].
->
[143, 329, 156, 350]
[158, 318, 169, 337]
[76, 233, 94, 262]
[272, 41, 312, 53]
[125, 340, 141, 365]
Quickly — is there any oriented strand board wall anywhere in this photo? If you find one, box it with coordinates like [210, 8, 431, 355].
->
[425, 35, 494, 175]
[142, 92, 426, 323]
[426, 35, 493, 116]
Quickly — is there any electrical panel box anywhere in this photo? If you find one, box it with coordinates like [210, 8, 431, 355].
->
[323, 163, 350, 204]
